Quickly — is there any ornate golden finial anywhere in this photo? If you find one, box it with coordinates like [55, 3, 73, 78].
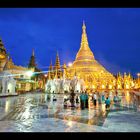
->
[57, 50, 59, 57]
[55, 51, 60, 69]
[82, 20, 86, 32]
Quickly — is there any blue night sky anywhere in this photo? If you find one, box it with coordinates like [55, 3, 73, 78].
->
[0, 8, 140, 77]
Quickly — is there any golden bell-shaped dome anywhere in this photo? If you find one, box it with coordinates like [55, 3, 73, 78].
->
[72, 21, 99, 69]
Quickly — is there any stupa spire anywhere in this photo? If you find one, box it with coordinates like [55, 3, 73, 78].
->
[32, 49, 34, 57]
[82, 20, 86, 33]
[75, 21, 95, 61]
[28, 49, 36, 68]
[55, 52, 60, 70]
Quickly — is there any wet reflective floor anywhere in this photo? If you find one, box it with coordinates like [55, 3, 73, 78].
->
[0, 91, 140, 132]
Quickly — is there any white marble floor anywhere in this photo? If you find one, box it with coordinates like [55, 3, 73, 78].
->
[0, 92, 139, 132]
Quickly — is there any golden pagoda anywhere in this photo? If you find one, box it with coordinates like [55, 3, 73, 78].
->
[67, 21, 115, 89]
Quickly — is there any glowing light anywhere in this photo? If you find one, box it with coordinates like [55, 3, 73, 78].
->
[92, 85, 95, 89]
[67, 121, 73, 127]
[68, 62, 72, 67]
[44, 74, 48, 77]
[109, 85, 112, 89]
[101, 104, 106, 112]
[126, 84, 129, 89]
[22, 108, 30, 119]
[117, 85, 121, 89]
[25, 71, 33, 77]
[126, 91, 130, 103]
[7, 83, 13, 93]
[5, 100, 10, 113]
[102, 85, 105, 89]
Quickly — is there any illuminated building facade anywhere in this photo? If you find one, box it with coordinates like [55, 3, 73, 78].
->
[0, 39, 45, 93]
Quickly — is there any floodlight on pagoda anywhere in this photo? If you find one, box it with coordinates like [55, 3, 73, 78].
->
[137, 73, 140, 77]
[109, 85, 112, 89]
[68, 62, 72, 67]
[126, 84, 129, 89]
[25, 71, 33, 77]
[117, 85, 121, 89]
[102, 85, 105, 89]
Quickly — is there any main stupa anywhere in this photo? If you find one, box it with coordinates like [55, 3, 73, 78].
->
[67, 21, 115, 89]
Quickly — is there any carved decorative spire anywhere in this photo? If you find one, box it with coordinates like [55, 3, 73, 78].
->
[75, 21, 95, 62]
[28, 49, 36, 68]
[48, 60, 54, 79]
[82, 20, 86, 33]
[32, 49, 34, 57]
[55, 52, 61, 78]
[55, 52, 60, 70]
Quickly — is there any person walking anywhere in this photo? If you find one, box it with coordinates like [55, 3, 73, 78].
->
[80, 91, 85, 110]
[113, 94, 118, 103]
[105, 97, 111, 110]
[76, 95, 79, 104]
[85, 91, 89, 108]
[70, 90, 75, 107]
[101, 92, 105, 103]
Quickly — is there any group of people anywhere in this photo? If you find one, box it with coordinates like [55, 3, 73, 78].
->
[47, 89, 121, 111]
[63, 90, 121, 110]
